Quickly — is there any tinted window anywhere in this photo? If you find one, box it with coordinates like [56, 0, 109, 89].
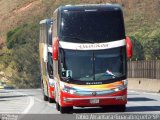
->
[47, 53, 53, 78]
[60, 10, 125, 43]
[48, 23, 53, 45]
[60, 47, 126, 82]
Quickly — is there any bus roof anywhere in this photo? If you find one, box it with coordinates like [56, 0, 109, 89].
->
[58, 4, 122, 12]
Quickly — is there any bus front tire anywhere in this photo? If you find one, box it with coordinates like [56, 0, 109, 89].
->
[60, 106, 73, 114]
[117, 105, 126, 112]
[56, 102, 60, 111]
[43, 94, 48, 101]
[101, 104, 126, 112]
[48, 98, 55, 103]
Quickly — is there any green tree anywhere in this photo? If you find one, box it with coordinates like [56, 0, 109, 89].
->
[6, 24, 28, 49]
[143, 31, 160, 60]
[6, 24, 40, 88]
[130, 36, 145, 60]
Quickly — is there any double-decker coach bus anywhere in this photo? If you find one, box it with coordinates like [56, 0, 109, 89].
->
[39, 19, 55, 103]
[51, 4, 132, 113]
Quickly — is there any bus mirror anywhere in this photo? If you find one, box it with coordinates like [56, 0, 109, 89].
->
[62, 71, 66, 77]
[52, 37, 59, 60]
[43, 44, 48, 62]
[66, 70, 72, 78]
[126, 36, 133, 59]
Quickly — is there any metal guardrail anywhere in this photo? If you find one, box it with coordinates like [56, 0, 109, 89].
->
[128, 60, 160, 79]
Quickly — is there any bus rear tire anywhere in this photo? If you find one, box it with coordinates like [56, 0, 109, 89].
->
[43, 94, 48, 101]
[60, 106, 73, 114]
[42, 86, 48, 101]
[117, 105, 126, 112]
[41, 79, 48, 101]
[56, 102, 60, 111]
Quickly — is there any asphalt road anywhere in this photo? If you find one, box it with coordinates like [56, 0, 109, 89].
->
[0, 89, 160, 119]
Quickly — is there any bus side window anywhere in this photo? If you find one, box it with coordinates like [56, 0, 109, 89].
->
[48, 23, 53, 46]
[47, 53, 53, 78]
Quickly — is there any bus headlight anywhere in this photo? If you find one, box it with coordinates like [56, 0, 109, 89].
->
[114, 80, 127, 92]
[114, 86, 124, 92]
[70, 89, 76, 94]
[62, 85, 76, 94]
[123, 79, 128, 86]
[49, 78, 54, 86]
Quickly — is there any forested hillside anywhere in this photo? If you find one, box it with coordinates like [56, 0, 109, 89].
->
[0, 0, 160, 88]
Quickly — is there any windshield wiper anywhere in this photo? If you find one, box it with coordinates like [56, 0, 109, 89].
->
[61, 36, 94, 43]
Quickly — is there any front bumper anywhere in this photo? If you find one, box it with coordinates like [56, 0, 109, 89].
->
[60, 89, 127, 107]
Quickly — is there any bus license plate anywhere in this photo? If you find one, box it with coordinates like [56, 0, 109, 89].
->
[90, 99, 99, 104]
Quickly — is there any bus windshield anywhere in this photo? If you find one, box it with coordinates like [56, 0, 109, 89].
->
[60, 10, 125, 43]
[60, 47, 126, 82]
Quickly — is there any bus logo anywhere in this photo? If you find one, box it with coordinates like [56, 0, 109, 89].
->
[92, 91, 97, 96]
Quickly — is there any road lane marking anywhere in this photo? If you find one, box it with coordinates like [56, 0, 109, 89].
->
[128, 101, 142, 106]
[34, 97, 56, 108]
[22, 96, 34, 114]
[128, 90, 160, 96]
[35, 97, 44, 103]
